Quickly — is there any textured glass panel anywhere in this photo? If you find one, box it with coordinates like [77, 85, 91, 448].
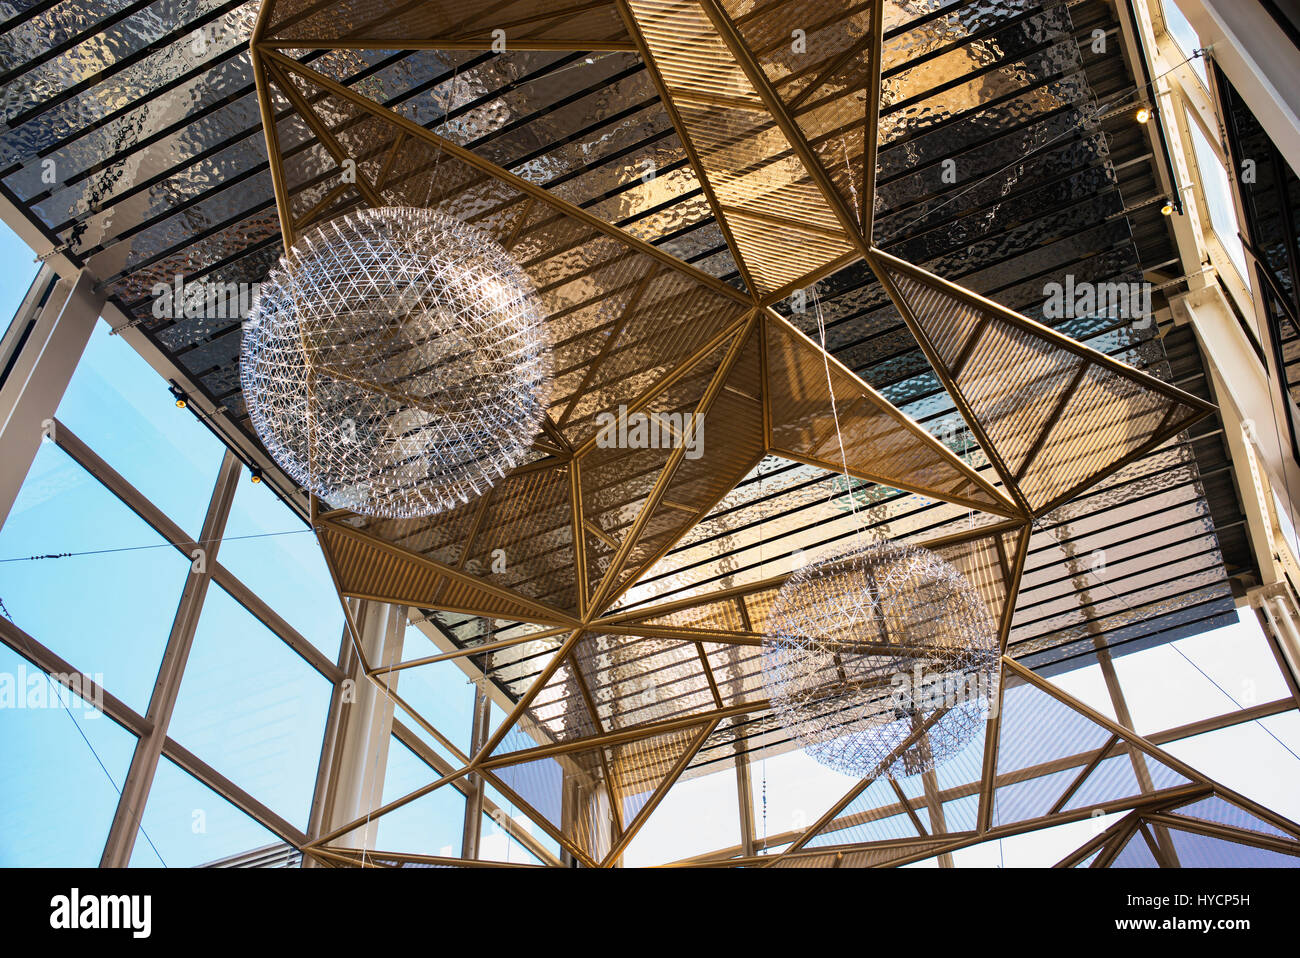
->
[997, 673, 1110, 775]
[1164, 827, 1300, 867]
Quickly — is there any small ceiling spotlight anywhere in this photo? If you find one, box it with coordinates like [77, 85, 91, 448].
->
[249, 467, 262, 484]
[168, 384, 188, 409]
[1160, 198, 1177, 216]
[1136, 105, 1152, 124]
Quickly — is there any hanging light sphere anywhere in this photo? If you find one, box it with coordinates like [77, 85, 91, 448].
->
[241, 206, 550, 519]
[762, 540, 999, 778]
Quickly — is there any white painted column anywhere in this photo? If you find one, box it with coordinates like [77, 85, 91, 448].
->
[1173, 284, 1300, 542]
[320, 601, 406, 853]
[1178, 0, 1300, 165]
[0, 268, 103, 530]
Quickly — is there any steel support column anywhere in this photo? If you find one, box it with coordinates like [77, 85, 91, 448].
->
[460, 683, 490, 859]
[0, 268, 102, 530]
[100, 450, 242, 866]
[315, 600, 406, 854]
[1176, 0, 1300, 165]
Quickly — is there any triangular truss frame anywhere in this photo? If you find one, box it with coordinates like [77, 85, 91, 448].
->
[242, 1, 1258, 867]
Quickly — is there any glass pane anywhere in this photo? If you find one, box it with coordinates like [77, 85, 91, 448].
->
[386, 624, 475, 756]
[623, 765, 741, 865]
[478, 811, 545, 865]
[0, 221, 37, 321]
[0, 440, 189, 713]
[1165, 1, 1208, 84]
[1187, 116, 1250, 279]
[944, 811, 1126, 867]
[218, 472, 342, 661]
[1111, 611, 1292, 734]
[483, 780, 561, 861]
[749, 747, 855, 850]
[128, 756, 280, 868]
[1046, 661, 1119, 721]
[373, 738, 466, 857]
[1165, 713, 1300, 823]
[0, 644, 138, 866]
[55, 322, 224, 538]
[167, 584, 333, 830]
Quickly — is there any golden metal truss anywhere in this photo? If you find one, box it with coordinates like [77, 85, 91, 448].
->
[241, 0, 1278, 868]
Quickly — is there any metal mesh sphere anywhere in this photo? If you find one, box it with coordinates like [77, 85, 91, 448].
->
[762, 540, 999, 778]
[241, 207, 550, 518]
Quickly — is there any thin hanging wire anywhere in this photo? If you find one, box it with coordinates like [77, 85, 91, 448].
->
[809, 283, 866, 539]
[0, 527, 314, 564]
[0, 598, 168, 866]
[422, 60, 460, 211]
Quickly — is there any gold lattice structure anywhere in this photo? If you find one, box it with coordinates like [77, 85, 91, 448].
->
[245, 0, 1300, 869]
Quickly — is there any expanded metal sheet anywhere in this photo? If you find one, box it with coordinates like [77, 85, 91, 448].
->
[883, 256, 1205, 516]
[719, 0, 875, 224]
[764, 316, 996, 509]
[625, 0, 855, 292]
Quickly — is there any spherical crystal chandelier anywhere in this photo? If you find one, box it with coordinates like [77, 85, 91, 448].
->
[241, 206, 550, 519]
[762, 540, 999, 778]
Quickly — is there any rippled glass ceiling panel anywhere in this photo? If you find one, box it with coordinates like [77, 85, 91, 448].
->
[258, 0, 630, 47]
